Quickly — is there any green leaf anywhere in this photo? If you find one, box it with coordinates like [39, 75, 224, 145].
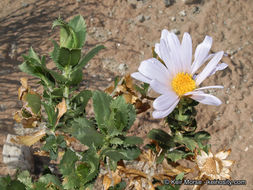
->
[19, 60, 55, 88]
[51, 88, 64, 98]
[125, 104, 136, 132]
[166, 150, 194, 162]
[174, 132, 197, 152]
[92, 91, 113, 133]
[103, 147, 141, 162]
[71, 117, 105, 147]
[108, 181, 127, 190]
[52, 15, 86, 49]
[48, 69, 66, 83]
[28, 47, 41, 64]
[124, 136, 143, 145]
[71, 90, 92, 109]
[38, 174, 63, 189]
[110, 137, 124, 145]
[50, 40, 64, 71]
[67, 68, 82, 85]
[176, 172, 184, 180]
[42, 103, 58, 127]
[17, 170, 33, 188]
[58, 47, 81, 67]
[25, 93, 41, 114]
[59, 149, 79, 189]
[79, 148, 100, 185]
[74, 45, 105, 71]
[42, 135, 66, 160]
[166, 150, 185, 162]
[68, 15, 86, 48]
[147, 129, 171, 144]
[108, 96, 129, 134]
[52, 19, 76, 49]
[194, 131, 210, 142]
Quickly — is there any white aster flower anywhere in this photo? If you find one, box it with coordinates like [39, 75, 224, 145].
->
[195, 149, 234, 180]
[131, 29, 228, 118]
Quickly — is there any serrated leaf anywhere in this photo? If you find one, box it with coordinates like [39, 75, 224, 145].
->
[68, 15, 86, 48]
[110, 137, 124, 145]
[125, 104, 136, 131]
[166, 150, 185, 162]
[79, 148, 100, 185]
[71, 117, 105, 147]
[92, 91, 113, 133]
[42, 102, 58, 127]
[38, 174, 63, 189]
[74, 45, 105, 71]
[103, 148, 141, 162]
[17, 170, 33, 188]
[71, 90, 92, 109]
[59, 149, 78, 176]
[50, 40, 64, 71]
[147, 129, 171, 144]
[28, 47, 41, 64]
[194, 131, 210, 141]
[108, 96, 129, 133]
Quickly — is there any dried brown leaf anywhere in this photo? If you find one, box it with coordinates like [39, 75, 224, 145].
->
[12, 129, 46, 146]
[34, 150, 50, 157]
[103, 175, 111, 190]
[56, 98, 67, 125]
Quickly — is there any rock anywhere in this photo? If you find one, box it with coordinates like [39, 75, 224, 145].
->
[145, 15, 151, 20]
[170, 29, 180, 35]
[183, 0, 201, 4]
[118, 63, 128, 74]
[3, 134, 34, 172]
[137, 14, 145, 23]
[192, 6, 200, 14]
[179, 10, 187, 17]
[163, 0, 173, 7]
[171, 16, 176, 22]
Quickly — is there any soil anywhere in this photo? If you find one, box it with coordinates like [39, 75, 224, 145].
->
[0, 0, 252, 189]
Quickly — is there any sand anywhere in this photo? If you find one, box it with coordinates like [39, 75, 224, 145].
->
[0, 0, 252, 189]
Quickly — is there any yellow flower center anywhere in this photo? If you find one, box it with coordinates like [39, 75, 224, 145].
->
[171, 72, 196, 96]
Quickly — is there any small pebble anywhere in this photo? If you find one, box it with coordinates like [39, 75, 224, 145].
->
[171, 17, 176, 22]
[159, 10, 163, 14]
[170, 29, 180, 35]
[244, 147, 249, 152]
[145, 15, 151, 20]
[225, 100, 229, 104]
[164, 0, 173, 7]
[183, 0, 201, 4]
[179, 10, 187, 17]
[192, 6, 200, 14]
[137, 15, 145, 23]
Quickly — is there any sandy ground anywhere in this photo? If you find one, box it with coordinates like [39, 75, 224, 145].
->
[0, 0, 252, 189]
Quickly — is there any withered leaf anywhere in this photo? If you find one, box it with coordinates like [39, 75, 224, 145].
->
[103, 175, 111, 190]
[12, 129, 46, 146]
[56, 98, 67, 124]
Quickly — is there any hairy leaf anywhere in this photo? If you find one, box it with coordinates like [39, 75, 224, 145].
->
[71, 117, 105, 147]
[92, 91, 113, 133]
